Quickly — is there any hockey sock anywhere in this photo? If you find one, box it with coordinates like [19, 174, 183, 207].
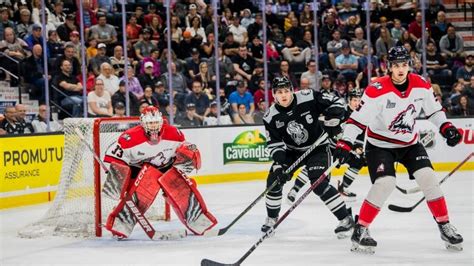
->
[427, 197, 449, 223]
[293, 173, 308, 192]
[266, 186, 282, 218]
[314, 180, 347, 220]
[358, 200, 380, 227]
[342, 167, 359, 188]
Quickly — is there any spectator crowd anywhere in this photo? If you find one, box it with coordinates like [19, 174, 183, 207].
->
[0, 0, 473, 135]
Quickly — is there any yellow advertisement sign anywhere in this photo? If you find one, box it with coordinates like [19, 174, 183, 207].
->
[0, 134, 64, 208]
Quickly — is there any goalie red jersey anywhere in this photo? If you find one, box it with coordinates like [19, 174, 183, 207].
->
[342, 73, 449, 148]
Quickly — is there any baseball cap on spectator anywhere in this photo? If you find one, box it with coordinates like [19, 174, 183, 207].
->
[183, 30, 192, 38]
[155, 81, 164, 87]
[115, 102, 125, 110]
[191, 48, 199, 54]
[144, 62, 154, 68]
[98, 43, 107, 49]
[32, 24, 42, 31]
[189, 4, 197, 9]
[119, 80, 126, 86]
[210, 101, 218, 107]
[186, 103, 196, 109]
[322, 75, 332, 81]
[70, 31, 80, 37]
[148, 3, 157, 9]
[342, 42, 350, 49]
[237, 80, 246, 88]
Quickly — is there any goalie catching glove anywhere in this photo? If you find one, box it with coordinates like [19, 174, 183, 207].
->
[173, 142, 202, 174]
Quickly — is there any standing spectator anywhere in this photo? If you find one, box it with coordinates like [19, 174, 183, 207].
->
[54, 59, 83, 117]
[138, 61, 159, 89]
[232, 45, 256, 81]
[56, 14, 77, 42]
[15, 104, 34, 133]
[134, 28, 156, 61]
[336, 43, 358, 81]
[89, 43, 111, 76]
[281, 36, 312, 65]
[88, 78, 113, 117]
[408, 11, 431, 41]
[89, 14, 117, 47]
[300, 60, 323, 91]
[97, 62, 119, 95]
[111, 80, 140, 116]
[439, 25, 465, 62]
[327, 30, 348, 70]
[375, 27, 395, 57]
[229, 80, 254, 120]
[15, 8, 33, 40]
[31, 104, 63, 132]
[456, 55, 473, 86]
[185, 80, 210, 122]
[120, 66, 143, 99]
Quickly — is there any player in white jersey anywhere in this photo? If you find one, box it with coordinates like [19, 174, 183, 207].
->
[334, 46, 463, 253]
[103, 106, 217, 239]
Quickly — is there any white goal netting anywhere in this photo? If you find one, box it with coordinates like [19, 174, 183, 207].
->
[19, 118, 169, 238]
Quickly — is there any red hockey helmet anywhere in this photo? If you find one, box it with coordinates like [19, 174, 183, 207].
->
[140, 106, 164, 141]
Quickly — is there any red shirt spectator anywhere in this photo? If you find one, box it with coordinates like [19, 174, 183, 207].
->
[408, 11, 431, 40]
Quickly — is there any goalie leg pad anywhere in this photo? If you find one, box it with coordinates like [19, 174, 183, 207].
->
[103, 162, 132, 201]
[158, 167, 217, 235]
[105, 164, 163, 238]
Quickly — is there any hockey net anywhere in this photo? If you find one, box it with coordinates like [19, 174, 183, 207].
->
[18, 117, 170, 238]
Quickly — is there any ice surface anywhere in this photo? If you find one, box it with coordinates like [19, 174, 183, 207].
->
[1, 171, 473, 265]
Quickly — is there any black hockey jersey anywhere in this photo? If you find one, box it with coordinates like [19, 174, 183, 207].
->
[263, 90, 346, 165]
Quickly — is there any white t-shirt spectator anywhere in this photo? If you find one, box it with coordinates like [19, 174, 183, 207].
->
[228, 24, 247, 44]
[88, 91, 112, 116]
[97, 74, 120, 95]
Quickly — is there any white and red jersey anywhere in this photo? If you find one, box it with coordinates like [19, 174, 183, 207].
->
[104, 124, 186, 169]
[342, 73, 449, 148]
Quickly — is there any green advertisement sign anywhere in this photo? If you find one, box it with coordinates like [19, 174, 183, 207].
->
[223, 130, 271, 164]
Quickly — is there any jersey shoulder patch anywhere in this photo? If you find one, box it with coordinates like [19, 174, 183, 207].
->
[295, 90, 314, 104]
[408, 73, 431, 90]
[160, 124, 185, 142]
[365, 76, 393, 98]
[118, 126, 148, 149]
[263, 105, 279, 124]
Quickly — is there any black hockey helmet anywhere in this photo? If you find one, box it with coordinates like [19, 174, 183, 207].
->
[272, 76, 293, 94]
[387, 46, 411, 66]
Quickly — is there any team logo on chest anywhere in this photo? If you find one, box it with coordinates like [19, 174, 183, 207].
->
[388, 104, 417, 134]
[286, 120, 309, 145]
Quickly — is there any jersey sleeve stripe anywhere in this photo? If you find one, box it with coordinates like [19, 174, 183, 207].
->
[269, 147, 285, 157]
[424, 109, 443, 119]
[367, 128, 418, 146]
[346, 118, 367, 131]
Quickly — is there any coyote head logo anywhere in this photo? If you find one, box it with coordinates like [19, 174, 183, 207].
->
[389, 104, 417, 134]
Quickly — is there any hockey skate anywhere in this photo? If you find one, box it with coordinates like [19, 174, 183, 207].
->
[334, 215, 354, 239]
[261, 217, 278, 235]
[338, 181, 356, 202]
[351, 223, 377, 254]
[286, 188, 298, 204]
[438, 222, 463, 251]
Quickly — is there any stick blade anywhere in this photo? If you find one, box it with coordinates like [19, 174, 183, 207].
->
[201, 259, 238, 266]
[388, 204, 413, 213]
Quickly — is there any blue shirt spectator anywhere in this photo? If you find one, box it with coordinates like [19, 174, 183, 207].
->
[229, 81, 255, 113]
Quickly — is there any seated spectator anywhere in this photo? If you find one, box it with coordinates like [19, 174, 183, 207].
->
[299, 3, 314, 31]
[97, 62, 119, 95]
[134, 28, 156, 61]
[175, 103, 202, 127]
[456, 55, 473, 86]
[140, 48, 161, 77]
[138, 61, 160, 89]
[55, 44, 81, 77]
[194, 62, 215, 100]
[47, 30, 64, 58]
[66, 30, 81, 58]
[233, 103, 255, 124]
[160, 48, 186, 74]
[153, 81, 170, 113]
[350, 27, 368, 58]
[228, 15, 248, 45]
[54, 59, 83, 117]
[425, 41, 451, 79]
[57, 14, 77, 42]
[87, 39, 99, 60]
[464, 76, 474, 102]
[126, 15, 142, 44]
[160, 62, 189, 110]
[185, 4, 201, 28]
[15, 8, 33, 40]
[110, 45, 126, 77]
[120, 66, 143, 99]
[0, 27, 30, 82]
[0, 106, 21, 134]
[50, 1, 67, 29]
[232, 44, 256, 81]
[229, 80, 254, 121]
[273, 60, 299, 90]
[431, 11, 452, 44]
[142, 85, 159, 108]
[222, 32, 240, 57]
[281, 36, 312, 65]
[111, 80, 140, 116]
[247, 12, 263, 41]
[187, 48, 203, 80]
[89, 14, 117, 47]
[391, 19, 406, 43]
[320, 75, 333, 94]
[253, 78, 274, 106]
[300, 77, 311, 91]
[286, 16, 303, 42]
[253, 99, 267, 124]
[445, 82, 465, 109]
[185, 80, 210, 122]
[88, 78, 113, 117]
[335, 43, 358, 81]
[89, 43, 111, 76]
[248, 35, 264, 64]
[338, 1, 360, 25]
[31, 0, 51, 25]
[408, 11, 431, 41]
[0, 7, 15, 40]
[415, 32, 436, 54]
[320, 13, 338, 51]
[186, 16, 207, 44]
[249, 63, 264, 93]
[112, 102, 126, 117]
[240, 9, 254, 29]
[357, 44, 379, 73]
[138, 101, 149, 114]
[203, 101, 233, 126]
[22, 44, 49, 101]
[25, 24, 45, 51]
[342, 16, 359, 41]
[208, 45, 235, 85]
[168, 15, 183, 44]
[375, 27, 395, 57]
[327, 30, 348, 70]
[396, 30, 417, 50]
[31, 104, 63, 132]
[439, 25, 466, 62]
[15, 104, 34, 133]
[201, 32, 216, 59]
[300, 60, 323, 91]
[450, 95, 474, 117]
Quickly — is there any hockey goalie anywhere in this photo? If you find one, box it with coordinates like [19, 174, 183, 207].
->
[102, 106, 217, 239]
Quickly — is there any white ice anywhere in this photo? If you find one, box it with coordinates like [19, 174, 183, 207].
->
[1, 171, 473, 265]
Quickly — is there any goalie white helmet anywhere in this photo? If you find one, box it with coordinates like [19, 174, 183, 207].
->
[140, 106, 164, 142]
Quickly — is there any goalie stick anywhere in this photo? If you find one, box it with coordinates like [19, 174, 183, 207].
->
[201, 160, 339, 266]
[388, 152, 473, 213]
[202, 132, 329, 237]
[74, 127, 186, 240]
[395, 131, 436, 194]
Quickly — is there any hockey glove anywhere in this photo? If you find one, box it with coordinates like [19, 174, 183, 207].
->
[333, 140, 353, 167]
[440, 122, 462, 147]
[271, 164, 291, 185]
[323, 118, 342, 139]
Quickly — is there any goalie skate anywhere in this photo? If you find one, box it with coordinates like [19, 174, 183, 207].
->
[438, 222, 463, 251]
[334, 215, 354, 239]
[350, 223, 377, 254]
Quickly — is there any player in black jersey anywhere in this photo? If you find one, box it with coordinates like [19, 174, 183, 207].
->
[262, 76, 354, 239]
[286, 90, 366, 203]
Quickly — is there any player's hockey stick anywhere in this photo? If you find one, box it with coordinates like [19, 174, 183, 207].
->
[74, 127, 186, 240]
[388, 152, 473, 213]
[395, 131, 436, 194]
[202, 132, 329, 237]
[201, 160, 339, 266]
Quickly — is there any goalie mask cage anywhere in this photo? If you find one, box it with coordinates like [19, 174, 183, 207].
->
[18, 118, 170, 238]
